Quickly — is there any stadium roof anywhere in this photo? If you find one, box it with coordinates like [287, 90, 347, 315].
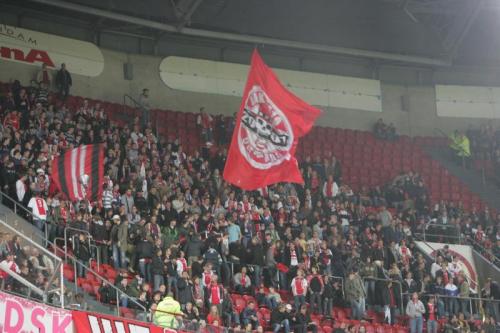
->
[2, 0, 500, 68]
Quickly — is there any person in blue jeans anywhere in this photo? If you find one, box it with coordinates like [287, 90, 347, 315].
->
[426, 297, 438, 333]
[406, 292, 425, 333]
[271, 303, 290, 333]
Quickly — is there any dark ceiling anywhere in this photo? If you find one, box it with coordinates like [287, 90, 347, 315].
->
[2, 0, 500, 68]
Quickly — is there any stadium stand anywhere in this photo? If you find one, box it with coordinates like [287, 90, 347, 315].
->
[0, 78, 498, 333]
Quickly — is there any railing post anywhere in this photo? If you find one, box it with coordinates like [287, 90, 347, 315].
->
[60, 262, 65, 308]
[73, 260, 78, 294]
[64, 228, 68, 262]
[116, 291, 120, 316]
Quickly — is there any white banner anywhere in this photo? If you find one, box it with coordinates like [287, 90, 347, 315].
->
[0, 291, 73, 333]
[415, 241, 478, 292]
[0, 24, 104, 77]
[159, 56, 382, 112]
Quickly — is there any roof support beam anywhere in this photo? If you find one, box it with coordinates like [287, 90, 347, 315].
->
[442, 0, 485, 60]
[30, 0, 451, 66]
[176, 0, 204, 31]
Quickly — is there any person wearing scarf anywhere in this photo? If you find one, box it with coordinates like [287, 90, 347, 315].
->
[233, 266, 252, 294]
[322, 175, 339, 198]
[291, 269, 308, 308]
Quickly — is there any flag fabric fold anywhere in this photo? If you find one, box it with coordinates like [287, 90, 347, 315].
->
[223, 49, 322, 190]
[51, 144, 105, 202]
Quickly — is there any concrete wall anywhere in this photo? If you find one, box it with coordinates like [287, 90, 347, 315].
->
[1, 48, 499, 136]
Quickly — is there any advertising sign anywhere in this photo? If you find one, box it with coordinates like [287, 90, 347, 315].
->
[0, 24, 104, 77]
[72, 310, 174, 333]
[0, 291, 73, 333]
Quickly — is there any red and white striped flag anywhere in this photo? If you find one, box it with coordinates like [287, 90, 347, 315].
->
[51, 144, 105, 202]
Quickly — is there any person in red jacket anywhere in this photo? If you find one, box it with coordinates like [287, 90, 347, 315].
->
[3, 111, 20, 131]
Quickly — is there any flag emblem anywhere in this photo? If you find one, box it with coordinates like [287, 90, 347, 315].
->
[238, 85, 293, 170]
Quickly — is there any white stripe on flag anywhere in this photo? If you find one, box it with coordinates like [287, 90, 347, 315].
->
[70, 147, 79, 200]
[78, 145, 87, 199]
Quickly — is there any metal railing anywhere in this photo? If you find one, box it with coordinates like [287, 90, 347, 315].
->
[465, 236, 500, 268]
[35, 232, 148, 318]
[421, 223, 462, 244]
[0, 189, 145, 318]
[0, 190, 50, 242]
[402, 292, 500, 319]
[0, 218, 64, 307]
[123, 94, 143, 110]
[362, 276, 404, 314]
[415, 238, 479, 293]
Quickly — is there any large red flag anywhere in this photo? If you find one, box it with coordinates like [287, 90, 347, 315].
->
[51, 144, 105, 202]
[223, 50, 321, 190]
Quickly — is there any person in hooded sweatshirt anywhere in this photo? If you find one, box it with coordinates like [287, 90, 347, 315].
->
[184, 232, 203, 266]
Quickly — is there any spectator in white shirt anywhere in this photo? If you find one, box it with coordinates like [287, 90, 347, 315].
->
[27, 192, 48, 231]
[15, 174, 28, 204]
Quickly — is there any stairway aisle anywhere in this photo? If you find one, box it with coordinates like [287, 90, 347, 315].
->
[424, 146, 500, 211]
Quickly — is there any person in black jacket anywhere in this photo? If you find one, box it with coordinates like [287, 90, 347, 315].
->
[177, 270, 193, 307]
[184, 233, 203, 265]
[74, 233, 90, 278]
[293, 304, 317, 333]
[249, 236, 265, 287]
[55, 63, 72, 100]
[90, 215, 109, 265]
[221, 288, 240, 328]
[136, 237, 154, 283]
[152, 249, 164, 292]
[271, 303, 291, 333]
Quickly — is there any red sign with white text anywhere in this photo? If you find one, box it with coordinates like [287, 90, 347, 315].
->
[72, 310, 174, 333]
[0, 291, 73, 333]
[0, 24, 104, 77]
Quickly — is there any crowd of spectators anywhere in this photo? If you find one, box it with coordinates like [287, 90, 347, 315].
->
[0, 74, 499, 333]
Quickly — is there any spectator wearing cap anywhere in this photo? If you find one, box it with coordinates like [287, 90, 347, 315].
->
[111, 215, 128, 269]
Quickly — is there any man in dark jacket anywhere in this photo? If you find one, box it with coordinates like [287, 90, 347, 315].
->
[55, 63, 72, 100]
[74, 233, 90, 278]
[271, 303, 290, 333]
[177, 271, 193, 307]
[294, 304, 317, 333]
[136, 237, 154, 282]
[184, 233, 203, 265]
[90, 215, 109, 265]
[249, 237, 265, 287]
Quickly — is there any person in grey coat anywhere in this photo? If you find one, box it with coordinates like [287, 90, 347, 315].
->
[345, 269, 366, 320]
[121, 189, 135, 215]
